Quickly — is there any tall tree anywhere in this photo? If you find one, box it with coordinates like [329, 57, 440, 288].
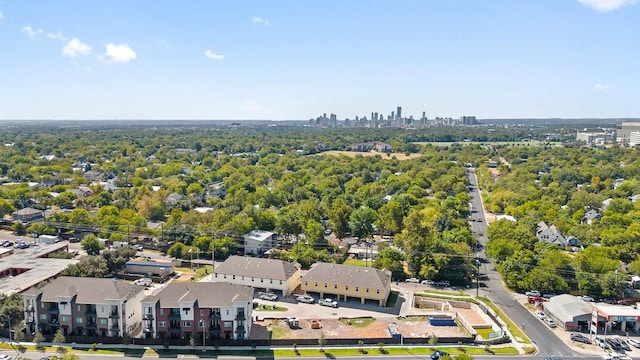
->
[328, 198, 353, 240]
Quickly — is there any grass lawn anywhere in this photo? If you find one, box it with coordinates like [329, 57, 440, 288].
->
[339, 317, 375, 328]
[274, 345, 519, 357]
[386, 290, 399, 307]
[478, 296, 531, 344]
[254, 304, 288, 311]
[343, 258, 368, 267]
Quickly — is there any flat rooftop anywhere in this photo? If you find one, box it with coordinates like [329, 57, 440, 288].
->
[0, 242, 78, 296]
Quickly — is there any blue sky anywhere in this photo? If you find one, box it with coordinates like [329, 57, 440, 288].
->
[0, 0, 638, 120]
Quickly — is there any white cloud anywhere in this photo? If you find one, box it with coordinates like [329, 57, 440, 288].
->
[204, 50, 225, 60]
[21, 25, 43, 38]
[577, 0, 636, 11]
[593, 83, 608, 90]
[104, 43, 137, 63]
[62, 38, 91, 57]
[46, 31, 67, 41]
[252, 16, 271, 27]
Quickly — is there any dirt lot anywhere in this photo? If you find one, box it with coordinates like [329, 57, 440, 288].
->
[250, 316, 467, 340]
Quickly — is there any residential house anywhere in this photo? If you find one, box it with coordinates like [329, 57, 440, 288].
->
[602, 198, 614, 211]
[22, 277, 145, 338]
[140, 282, 253, 341]
[213, 256, 301, 296]
[82, 171, 102, 182]
[166, 193, 184, 207]
[536, 221, 567, 247]
[205, 181, 226, 198]
[243, 230, 276, 256]
[301, 262, 392, 306]
[12, 207, 45, 223]
[347, 242, 379, 260]
[351, 141, 392, 153]
[581, 209, 601, 224]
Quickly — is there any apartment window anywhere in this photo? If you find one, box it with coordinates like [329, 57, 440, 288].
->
[200, 309, 204, 316]
[100, 319, 107, 325]
[75, 317, 83, 324]
[160, 309, 164, 315]
[61, 316, 69, 322]
[158, 321, 166, 327]
[39, 314, 46, 320]
[77, 305, 81, 311]
[183, 321, 190, 327]
[147, 307, 152, 313]
[226, 309, 229, 315]
[223, 321, 232, 327]
[41, 303, 44, 309]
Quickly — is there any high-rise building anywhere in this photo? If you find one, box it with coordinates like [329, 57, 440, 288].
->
[396, 107, 402, 121]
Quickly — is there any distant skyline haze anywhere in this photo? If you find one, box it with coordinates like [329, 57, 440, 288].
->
[0, 0, 638, 120]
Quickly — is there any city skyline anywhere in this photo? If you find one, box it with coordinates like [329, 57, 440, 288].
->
[0, 0, 638, 121]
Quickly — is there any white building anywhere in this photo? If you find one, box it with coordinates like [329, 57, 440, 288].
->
[213, 255, 301, 296]
[243, 230, 276, 256]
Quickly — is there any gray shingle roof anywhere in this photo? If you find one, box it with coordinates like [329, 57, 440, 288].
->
[143, 282, 253, 308]
[23, 276, 144, 304]
[214, 255, 300, 281]
[302, 262, 392, 289]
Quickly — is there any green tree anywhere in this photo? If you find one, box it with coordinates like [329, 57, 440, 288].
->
[327, 198, 353, 239]
[53, 328, 66, 351]
[349, 206, 377, 240]
[375, 200, 404, 235]
[81, 234, 104, 255]
[33, 332, 44, 348]
[373, 246, 405, 279]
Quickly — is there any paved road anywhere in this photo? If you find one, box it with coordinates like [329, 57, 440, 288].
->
[467, 167, 578, 358]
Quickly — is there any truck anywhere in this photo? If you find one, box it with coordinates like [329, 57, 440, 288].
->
[318, 298, 338, 308]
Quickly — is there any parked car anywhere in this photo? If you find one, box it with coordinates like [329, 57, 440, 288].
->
[628, 338, 640, 348]
[601, 354, 620, 360]
[421, 279, 435, 285]
[570, 333, 591, 344]
[542, 293, 557, 298]
[543, 318, 556, 328]
[595, 336, 608, 349]
[296, 295, 315, 304]
[430, 350, 449, 359]
[135, 244, 144, 251]
[606, 338, 622, 350]
[435, 280, 450, 287]
[525, 290, 541, 297]
[318, 298, 338, 308]
[617, 338, 631, 351]
[259, 292, 278, 301]
[617, 298, 636, 306]
[581, 295, 595, 302]
[534, 311, 547, 319]
[1, 355, 13, 360]
[405, 278, 420, 283]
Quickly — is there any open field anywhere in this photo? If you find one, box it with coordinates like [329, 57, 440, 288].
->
[315, 150, 421, 160]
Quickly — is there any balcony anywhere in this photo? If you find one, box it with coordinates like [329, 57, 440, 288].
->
[168, 327, 181, 334]
[86, 308, 97, 315]
[168, 313, 181, 320]
[235, 325, 245, 334]
[209, 312, 221, 320]
[143, 313, 154, 321]
[209, 327, 221, 336]
[86, 322, 97, 329]
[47, 307, 59, 314]
[235, 313, 246, 321]
[109, 312, 120, 319]
[143, 326, 154, 334]
[110, 322, 120, 330]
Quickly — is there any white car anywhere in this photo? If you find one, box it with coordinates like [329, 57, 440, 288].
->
[534, 311, 546, 319]
[601, 354, 621, 360]
[581, 295, 595, 302]
[405, 278, 420, 283]
[628, 338, 640, 348]
[421, 279, 435, 285]
[296, 295, 315, 304]
[543, 318, 556, 328]
[0, 355, 12, 360]
[259, 292, 278, 301]
[525, 290, 541, 297]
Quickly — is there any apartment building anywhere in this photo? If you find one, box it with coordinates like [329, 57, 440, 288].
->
[22, 277, 145, 338]
[140, 282, 253, 341]
[213, 255, 301, 296]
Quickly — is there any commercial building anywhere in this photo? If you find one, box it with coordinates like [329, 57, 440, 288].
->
[140, 282, 253, 341]
[22, 277, 145, 338]
[301, 262, 392, 306]
[543, 295, 593, 332]
[213, 255, 301, 296]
